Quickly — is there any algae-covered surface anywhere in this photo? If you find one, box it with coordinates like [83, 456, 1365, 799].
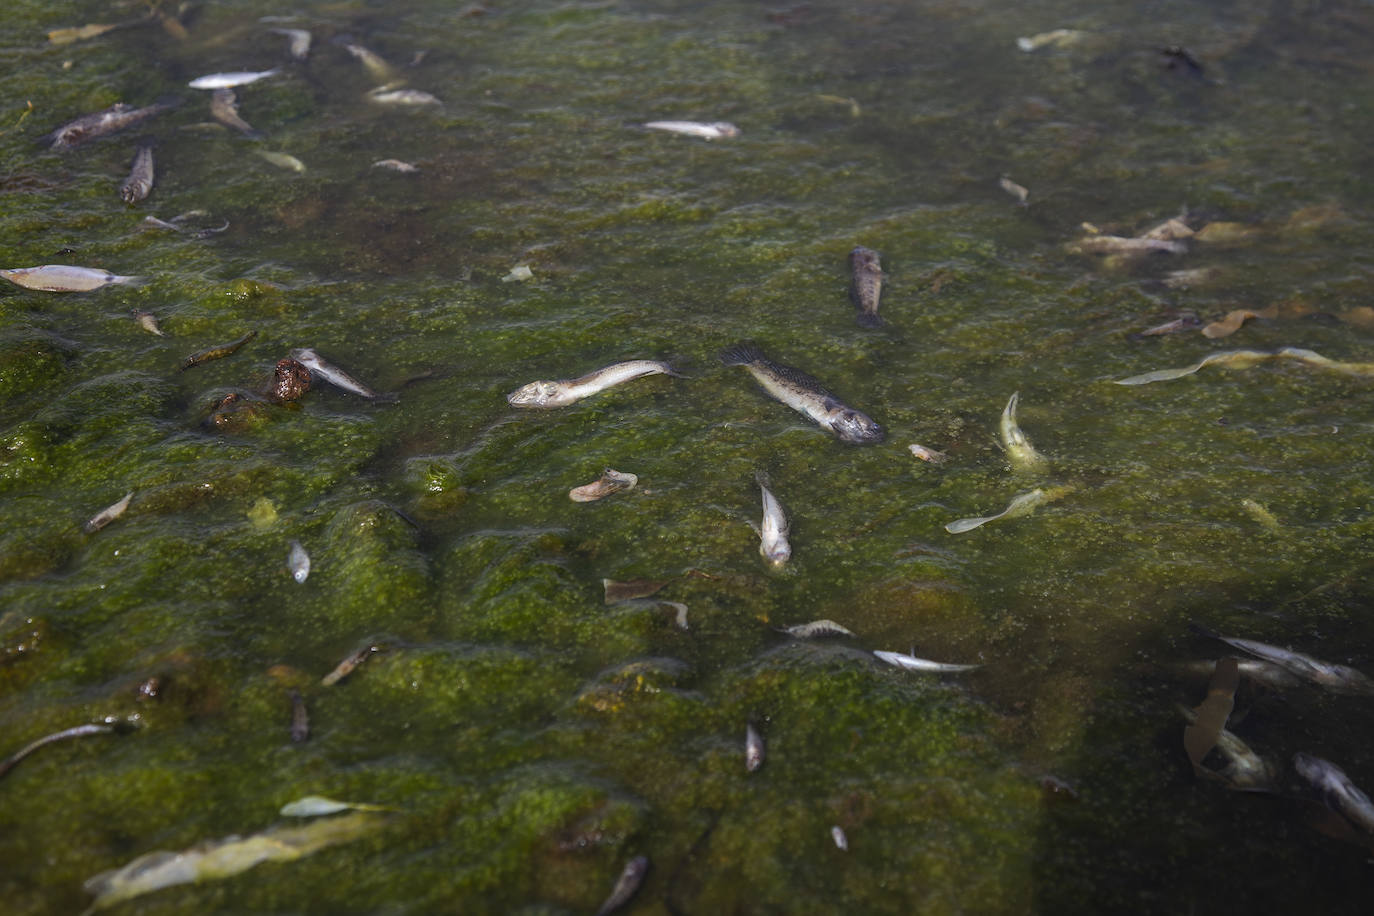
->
[4, 0, 1374, 912]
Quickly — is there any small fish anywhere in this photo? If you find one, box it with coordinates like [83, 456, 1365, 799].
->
[1140, 216, 1194, 242]
[178, 330, 257, 372]
[847, 245, 884, 328]
[507, 359, 681, 408]
[595, 856, 649, 916]
[665, 600, 689, 630]
[1116, 347, 1374, 385]
[288, 689, 309, 743]
[0, 721, 130, 780]
[570, 469, 638, 502]
[1, 265, 140, 292]
[366, 87, 441, 106]
[1201, 307, 1276, 339]
[501, 265, 534, 282]
[998, 176, 1028, 205]
[817, 94, 861, 117]
[745, 723, 765, 772]
[288, 348, 386, 399]
[1133, 316, 1201, 337]
[831, 825, 848, 850]
[189, 68, 281, 89]
[908, 443, 948, 464]
[47, 23, 120, 45]
[1240, 497, 1281, 531]
[288, 541, 310, 583]
[1000, 392, 1047, 471]
[270, 28, 312, 60]
[644, 120, 740, 139]
[603, 578, 671, 604]
[754, 472, 791, 566]
[279, 795, 392, 817]
[1183, 656, 1239, 774]
[721, 344, 883, 444]
[779, 619, 854, 638]
[321, 645, 380, 686]
[118, 140, 155, 204]
[84, 491, 134, 533]
[945, 488, 1054, 534]
[256, 150, 306, 172]
[134, 311, 165, 336]
[1162, 268, 1219, 289]
[210, 89, 264, 138]
[1192, 625, 1374, 695]
[1294, 753, 1374, 834]
[1016, 29, 1089, 52]
[873, 649, 980, 673]
[339, 41, 397, 82]
[43, 100, 176, 150]
[373, 159, 419, 173]
[1069, 235, 1187, 256]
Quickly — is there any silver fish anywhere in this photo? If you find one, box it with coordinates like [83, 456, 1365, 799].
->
[1070, 235, 1187, 256]
[570, 469, 638, 502]
[1177, 658, 1301, 691]
[745, 723, 765, 772]
[945, 488, 1050, 534]
[754, 472, 791, 566]
[999, 176, 1029, 205]
[1, 265, 140, 292]
[188, 68, 281, 89]
[873, 649, 979, 673]
[118, 141, 154, 204]
[721, 344, 883, 444]
[210, 89, 263, 138]
[908, 443, 948, 464]
[595, 856, 649, 916]
[506, 359, 680, 408]
[366, 87, 441, 106]
[1294, 753, 1374, 833]
[644, 120, 739, 139]
[256, 150, 306, 173]
[1116, 347, 1374, 386]
[43, 100, 176, 150]
[339, 42, 397, 82]
[0, 721, 126, 780]
[831, 825, 848, 850]
[373, 159, 419, 173]
[1193, 626, 1374, 695]
[288, 540, 310, 583]
[848, 246, 883, 328]
[134, 311, 165, 336]
[84, 491, 134, 533]
[288, 348, 385, 399]
[1000, 392, 1047, 470]
[779, 619, 854, 639]
[270, 28, 312, 60]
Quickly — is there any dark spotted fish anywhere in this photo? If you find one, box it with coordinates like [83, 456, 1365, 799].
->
[595, 856, 649, 916]
[178, 330, 257, 372]
[43, 100, 176, 150]
[118, 140, 155, 204]
[288, 689, 309, 743]
[848, 246, 883, 328]
[721, 343, 884, 444]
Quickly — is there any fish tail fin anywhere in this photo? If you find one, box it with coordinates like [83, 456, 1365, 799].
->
[111, 275, 145, 286]
[854, 312, 884, 329]
[1188, 622, 1222, 641]
[720, 342, 764, 367]
[753, 469, 772, 489]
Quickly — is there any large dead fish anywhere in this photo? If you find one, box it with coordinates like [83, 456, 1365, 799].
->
[118, 140, 155, 204]
[721, 344, 883, 443]
[1192, 624, 1374, 695]
[507, 359, 681, 408]
[42, 100, 176, 150]
[1, 265, 140, 292]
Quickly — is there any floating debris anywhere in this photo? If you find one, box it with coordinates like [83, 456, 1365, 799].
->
[134, 311, 165, 336]
[288, 541, 310, 583]
[745, 723, 765, 772]
[595, 855, 649, 916]
[178, 330, 257, 372]
[247, 497, 278, 530]
[279, 795, 392, 817]
[1, 265, 140, 292]
[1201, 307, 1276, 339]
[84, 491, 134, 533]
[571, 469, 638, 502]
[873, 650, 980, 673]
[603, 578, 671, 604]
[1183, 656, 1238, 775]
[321, 645, 379, 686]
[1000, 391, 1047, 471]
[1115, 347, 1374, 386]
[998, 176, 1028, 205]
[269, 358, 312, 404]
[831, 825, 848, 850]
[501, 265, 534, 282]
[644, 120, 740, 139]
[256, 150, 306, 173]
[779, 619, 854, 639]
[907, 443, 948, 464]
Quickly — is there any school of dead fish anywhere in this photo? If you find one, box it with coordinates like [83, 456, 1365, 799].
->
[5, 10, 1374, 913]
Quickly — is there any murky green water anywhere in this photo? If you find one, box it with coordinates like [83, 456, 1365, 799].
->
[4, 0, 1374, 912]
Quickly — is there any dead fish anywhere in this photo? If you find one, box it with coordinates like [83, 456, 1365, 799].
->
[178, 330, 257, 372]
[1176, 705, 1278, 792]
[1183, 656, 1239, 775]
[501, 265, 534, 283]
[778, 619, 854, 638]
[745, 723, 765, 772]
[1016, 29, 1090, 52]
[321, 645, 380, 686]
[998, 176, 1029, 205]
[603, 578, 672, 604]
[338, 40, 398, 83]
[134, 311, 165, 336]
[570, 469, 638, 502]
[1116, 347, 1374, 385]
[1192, 624, 1374, 695]
[595, 855, 649, 916]
[721, 344, 883, 443]
[1133, 316, 1201, 338]
[1, 265, 140, 292]
[84, 491, 134, 533]
[373, 159, 419, 173]
[1177, 658, 1301, 691]
[1000, 391, 1047, 471]
[1160, 45, 1205, 76]
[507, 359, 681, 408]
[847, 245, 884, 328]
[43, 100, 176, 150]
[1240, 497, 1281, 531]
[288, 541, 310, 583]
[256, 150, 306, 172]
[831, 825, 848, 850]
[644, 120, 740, 139]
[873, 649, 980, 673]
[1201, 307, 1276, 339]
[47, 23, 120, 45]
[288, 348, 386, 399]
[366, 87, 441, 106]
[270, 28, 312, 60]
[1069, 235, 1187, 256]
[0, 720, 133, 781]
[908, 443, 948, 464]
[189, 68, 281, 90]
[1294, 753, 1374, 834]
[288, 688, 309, 743]
[210, 89, 264, 138]
[945, 487, 1069, 534]
[1162, 268, 1219, 289]
[664, 600, 689, 630]
[118, 140, 155, 204]
[751, 471, 792, 566]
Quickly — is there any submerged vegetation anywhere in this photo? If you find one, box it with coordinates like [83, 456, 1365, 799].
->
[3, 0, 1374, 913]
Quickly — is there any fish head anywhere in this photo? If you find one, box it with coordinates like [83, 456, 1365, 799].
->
[760, 539, 791, 565]
[506, 380, 562, 407]
[849, 246, 880, 270]
[831, 409, 885, 444]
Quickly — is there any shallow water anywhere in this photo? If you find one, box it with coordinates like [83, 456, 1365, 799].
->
[4, 0, 1374, 912]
